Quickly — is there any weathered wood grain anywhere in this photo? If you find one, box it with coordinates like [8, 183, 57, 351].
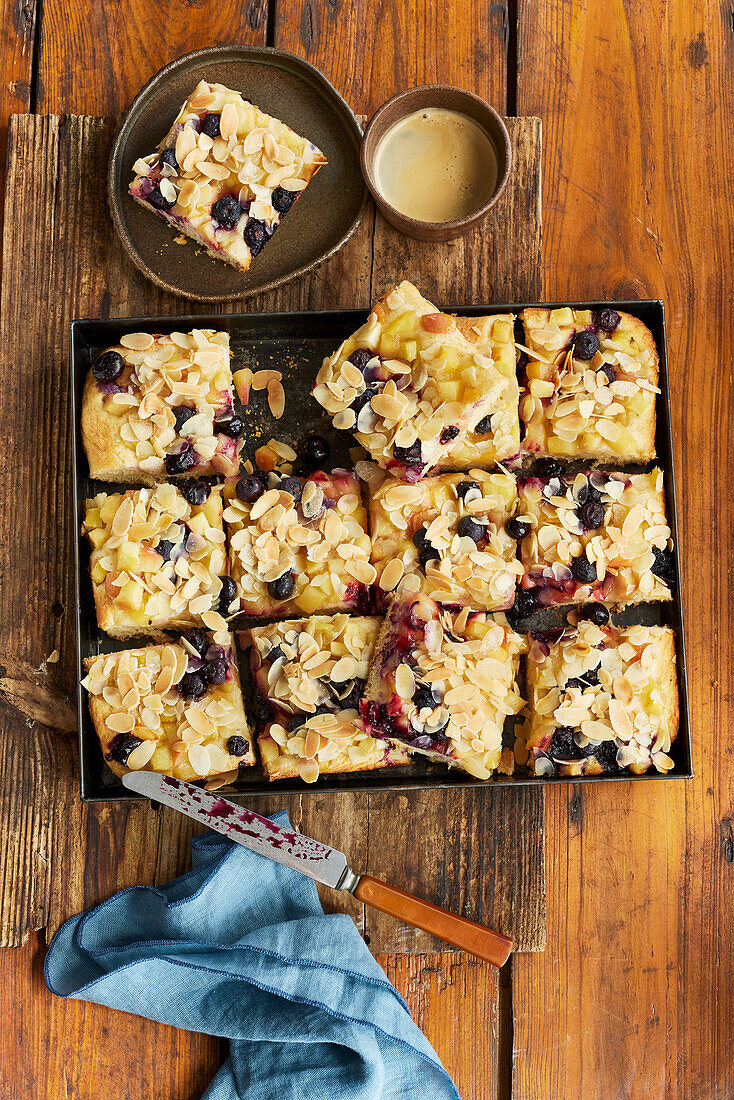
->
[0, 114, 544, 964]
[512, 2, 734, 1098]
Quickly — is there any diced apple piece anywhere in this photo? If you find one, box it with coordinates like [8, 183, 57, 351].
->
[117, 578, 144, 610]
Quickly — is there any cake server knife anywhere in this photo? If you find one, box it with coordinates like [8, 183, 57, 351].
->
[122, 771, 513, 967]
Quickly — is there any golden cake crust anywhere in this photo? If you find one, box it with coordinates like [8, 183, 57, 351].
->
[525, 621, 678, 776]
[520, 307, 658, 462]
[82, 631, 254, 782]
[81, 329, 240, 484]
[369, 470, 522, 611]
[246, 615, 409, 782]
[313, 281, 512, 479]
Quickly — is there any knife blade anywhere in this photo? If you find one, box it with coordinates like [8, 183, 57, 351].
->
[122, 771, 513, 967]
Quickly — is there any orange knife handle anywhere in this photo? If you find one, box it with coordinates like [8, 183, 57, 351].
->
[353, 875, 513, 967]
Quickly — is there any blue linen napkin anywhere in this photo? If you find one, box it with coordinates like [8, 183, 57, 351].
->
[45, 812, 460, 1100]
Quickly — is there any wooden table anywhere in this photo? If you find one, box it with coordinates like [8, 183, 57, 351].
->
[0, 2, 730, 1098]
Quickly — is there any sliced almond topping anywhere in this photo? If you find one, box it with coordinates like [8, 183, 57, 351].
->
[105, 712, 135, 734]
[125, 739, 156, 771]
[379, 557, 404, 591]
[395, 663, 416, 700]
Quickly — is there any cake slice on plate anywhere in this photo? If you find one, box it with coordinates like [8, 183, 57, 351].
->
[361, 592, 526, 779]
[312, 281, 512, 480]
[130, 80, 326, 272]
[81, 628, 254, 782]
[525, 620, 678, 776]
[81, 328, 242, 483]
[245, 615, 409, 783]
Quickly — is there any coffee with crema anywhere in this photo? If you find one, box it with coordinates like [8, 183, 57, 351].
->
[373, 108, 499, 224]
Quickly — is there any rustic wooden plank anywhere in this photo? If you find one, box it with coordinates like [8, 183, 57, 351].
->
[512, 2, 734, 1097]
[35, 0, 267, 116]
[273, 0, 508, 118]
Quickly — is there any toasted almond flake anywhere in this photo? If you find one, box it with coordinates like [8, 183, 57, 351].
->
[188, 742, 212, 777]
[282, 177, 308, 192]
[331, 656, 356, 682]
[395, 663, 415, 700]
[379, 557, 404, 591]
[105, 712, 135, 733]
[267, 379, 285, 418]
[126, 739, 156, 770]
[296, 757, 320, 782]
[252, 369, 282, 390]
[120, 332, 154, 351]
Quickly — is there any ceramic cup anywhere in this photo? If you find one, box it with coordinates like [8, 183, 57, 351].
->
[360, 85, 512, 242]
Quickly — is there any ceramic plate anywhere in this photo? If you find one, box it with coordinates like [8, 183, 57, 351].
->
[108, 46, 366, 301]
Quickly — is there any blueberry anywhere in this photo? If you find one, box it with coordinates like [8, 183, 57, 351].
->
[565, 667, 599, 690]
[440, 425, 459, 444]
[92, 350, 124, 383]
[165, 444, 196, 475]
[218, 576, 237, 614]
[457, 480, 479, 500]
[419, 545, 438, 569]
[201, 113, 221, 138]
[148, 184, 175, 210]
[592, 740, 622, 773]
[393, 440, 422, 464]
[271, 186, 296, 215]
[506, 516, 531, 539]
[159, 148, 179, 172]
[288, 713, 306, 732]
[215, 415, 244, 437]
[474, 414, 494, 435]
[457, 516, 484, 543]
[595, 308, 621, 333]
[268, 644, 285, 664]
[582, 603, 610, 626]
[203, 658, 228, 686]
[651, 547, 674, 586]
[351, 385, 377, 417]
[511, 586, 538, 619]
[412, 527, 428, 548]
[179, 671, 206, 700]
[300, 434, 330, 471]
[236, 475, 264, 503]
[600, 362, 616, 384]
[535, 457, 563, 478]
[253, 692, 271, 722]
[349, 348, 374, 371]
[211, 194, 243, 230]
[268, 571, 295, 600]
[155, 539, 174, 562]
[173, 405, 196, 433]
[571, 555, 597, 583]
[573, 330, 601, 360]
[106, 733, 143, 765]
[339, 678, 366, 711]
[413, 686, 435, 711]
[243, 218, 269, 257]
[184, 628, 208, 656]
[181, 480, 210, 507]
[580, 500, 605, 530]
[548, 726, 581, 762]
[227, 735, 249, 756]
[280, 477, 303, 501]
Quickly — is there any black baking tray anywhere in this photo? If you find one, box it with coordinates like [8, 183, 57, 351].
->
[71, 300, 692, 801]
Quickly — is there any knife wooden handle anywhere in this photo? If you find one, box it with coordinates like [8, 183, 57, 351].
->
[353, 875, 513, 967]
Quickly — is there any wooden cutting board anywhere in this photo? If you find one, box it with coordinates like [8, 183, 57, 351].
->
[0, 112, 545, 953]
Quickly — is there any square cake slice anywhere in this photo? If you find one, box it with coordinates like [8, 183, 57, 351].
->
[129, 80, 326, 272]
[224, 468, 372, 616]
[81, 329, 242, 484]
[312, 282, 513, 480]
[81, 628, 254, 782]
[369, 471, 522, 611]
[516, 468, 674, 608]
[245, 615, 410, 783]
[525, 621, 678, 776]
[82, 483, 237, 639]
[361, 593, 526, 779]
[433, 313, 521, 469]
[520, 306, 659, 462]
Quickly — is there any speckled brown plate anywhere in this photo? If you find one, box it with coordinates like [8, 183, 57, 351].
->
[108, 46, 367, 302]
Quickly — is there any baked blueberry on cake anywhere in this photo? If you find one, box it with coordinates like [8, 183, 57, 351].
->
[525, 620, 678, 776]
[223, 468, 372, 616]
[361, 593, 526, 780]
[81, 329, 242, 483]
[130, 80, 326, 272]
[520, 307, 659, 461]
[369, 471, 522, 611]
[434, 313, 521, 469]
[515, 468, 673, 608]
[82, 483, 236, 638]
[81, 630, 254, 781]
[312, 282, 513, 480]
[244, 615, 410, 783]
